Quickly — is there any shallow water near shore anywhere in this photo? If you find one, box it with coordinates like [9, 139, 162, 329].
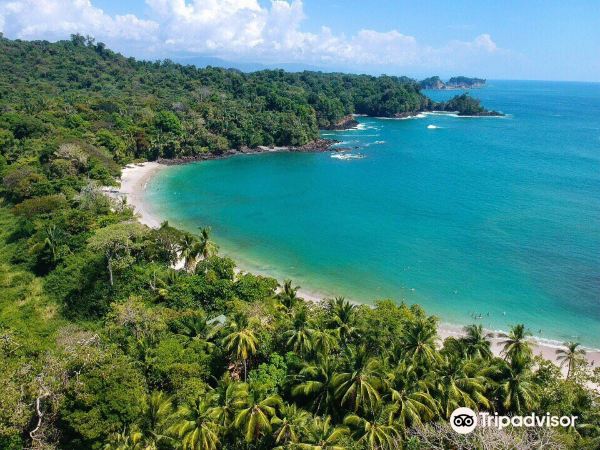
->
[145, 80, 600, 347]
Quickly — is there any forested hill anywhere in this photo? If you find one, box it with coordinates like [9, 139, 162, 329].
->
[0, 35, 495, 163]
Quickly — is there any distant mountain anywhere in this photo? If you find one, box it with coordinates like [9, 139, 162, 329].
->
[420, 76, 486, 90]
[171, 55, 327, 73]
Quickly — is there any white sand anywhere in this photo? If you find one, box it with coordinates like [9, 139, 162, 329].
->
[115, 161, 600, 376]
[115, 162, 165, 228]
[439, 323, 600, 377]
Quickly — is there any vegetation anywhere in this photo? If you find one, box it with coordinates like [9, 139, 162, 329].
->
[0, 35, 597, 449]
[447, 76, 486, 87]
[419, 76, 486, 90]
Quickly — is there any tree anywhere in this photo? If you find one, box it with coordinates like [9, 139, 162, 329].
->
[271, 403, 310, 446]
[61, 353, 147, 444]
[284, 307, 315, 357]
[298, 416, 349, 450]
[141, 391, 174, 445]
[222, 315, 259, 381]
[170, 311, 219, 345]
[460, 324, 493, 359]
[333, 346, 382, 414]
[433, 356, 490, 418]
[327, 297, 358, 342]
[169, 396, 221, 450]
[495, 356, 539, 414]
[344, 408, 400, 450]
[293, 356, 339, 417]
[383, 363, 437, 433]
[499, 324, 532, 362]
[179, 233, 201, 273]
[556, 342, 586, 379]
[234, 392, 282, 442]
[210, 376, 249, 429]
[197, 227, 218, 261]
[397, 317, 439, 368]
[103, 427, 154, 450]
[155, 111, 182, 134]
[276, 279, 301, 311]
[311, 328, 339, 356]
[87, 222, 147, 286]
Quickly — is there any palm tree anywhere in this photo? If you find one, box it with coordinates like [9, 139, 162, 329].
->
[171, 312, 220, 350]
[383, 363, 437, 433]
[344, 407, 400, 450]
[433, 356, 490, 418]
[222, 314, 258, 381]
[293, 356, 339, 417]
[328, 297, 358, 342]
[210, 375, 249, 429]
[297, 416, 349, 450]
[142, 391, 174, 445]
[556, 341, 586, 379]
[104, 428, 154, 450]
[43, 224, 60, 262]
[271, 403, 310, 446]
[198, 226, 218, 260]
[284, 308, 315, 357]
[311, 328, 339, 356]
[495, 355, 539, 414]
[276, 279, 301, 311]
[333, 346, 382, 414]
[498, 324, 532, 362]
[397, 317, 439, 368]
[234, 392, 282, 442]
[169, 397, 221, 450]
[179, 233, 201, 273]
[460, 324, 493, 359]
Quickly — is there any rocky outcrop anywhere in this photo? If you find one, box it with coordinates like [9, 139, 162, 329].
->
[157, 139, 344, 165]
[324, 115, 359, 130]
[290, 138, 344, 152]
[420, 76, 486, 90]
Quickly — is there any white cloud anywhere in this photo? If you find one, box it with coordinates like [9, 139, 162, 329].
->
[0, 0, 158, 42]
[0, 0, 503, 72]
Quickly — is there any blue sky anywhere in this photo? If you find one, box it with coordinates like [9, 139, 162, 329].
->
[1, 0, 599, 81]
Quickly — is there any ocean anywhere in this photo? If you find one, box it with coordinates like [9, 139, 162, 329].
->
[144, 80, 600, 347]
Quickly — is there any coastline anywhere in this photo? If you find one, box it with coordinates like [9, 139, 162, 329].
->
[115, 161, 600, 374]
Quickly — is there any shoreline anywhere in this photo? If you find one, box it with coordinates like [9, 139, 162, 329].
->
[115, 161, 600, 373]
[155, 138, 345, 166]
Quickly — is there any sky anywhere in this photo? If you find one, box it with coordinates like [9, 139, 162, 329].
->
[0, 0, 599, 81]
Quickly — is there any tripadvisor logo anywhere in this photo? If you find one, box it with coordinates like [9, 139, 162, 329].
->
[450, 407, 577, 434]
[450, 407, 477, 434]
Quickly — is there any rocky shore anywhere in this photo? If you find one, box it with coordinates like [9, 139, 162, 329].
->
[457, 110, 503, 116]
[323, 114, 359, 130]
[158, 138, 345, 165]
[391, 109, 503, 119]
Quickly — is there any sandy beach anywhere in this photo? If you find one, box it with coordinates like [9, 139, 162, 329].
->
[111, 162, 164, 228]
[115, 161, 600, 376]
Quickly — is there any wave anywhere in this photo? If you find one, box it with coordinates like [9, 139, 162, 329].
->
[423, 111, 509, 119]
[346, 123, 381, 131]
[440, 323, 600, 353]
[375, 113, 426, 120]
[331, 153, 366, 160]
[427, 124, 441, 129]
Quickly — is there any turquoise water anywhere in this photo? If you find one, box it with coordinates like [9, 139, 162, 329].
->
[145, 80, 600, 347]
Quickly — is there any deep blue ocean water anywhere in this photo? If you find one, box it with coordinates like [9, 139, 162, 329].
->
[145, 80, 600, 346]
